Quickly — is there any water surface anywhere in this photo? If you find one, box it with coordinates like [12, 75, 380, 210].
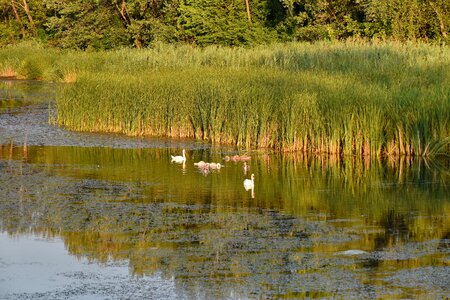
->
[0, 79, 449, 299]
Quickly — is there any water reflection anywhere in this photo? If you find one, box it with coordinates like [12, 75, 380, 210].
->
[0, 79, 57, 113]
[0, 144, 449, 298]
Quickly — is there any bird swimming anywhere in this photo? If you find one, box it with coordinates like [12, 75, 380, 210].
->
[194, 161, 221, 171]
[231, 155, 240, 161]
[243, 173, 255, 191]
[194, 161, 207, 167]
[239, 155, 251, 161]
[209, 162, 221, 170]
[171, 149, 186, 163]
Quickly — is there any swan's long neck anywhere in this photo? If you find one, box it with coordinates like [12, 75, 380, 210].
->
[183, 150, 186, 158]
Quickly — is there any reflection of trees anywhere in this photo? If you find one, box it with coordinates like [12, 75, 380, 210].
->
[0, 145, 449, 297]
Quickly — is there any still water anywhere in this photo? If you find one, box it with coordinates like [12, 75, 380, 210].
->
[0, 80, 449, 299]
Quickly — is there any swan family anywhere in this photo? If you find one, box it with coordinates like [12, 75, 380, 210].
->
[171, 149, 255, 192]
[194, 161, 222, 170]
[223, 155, 251, 162]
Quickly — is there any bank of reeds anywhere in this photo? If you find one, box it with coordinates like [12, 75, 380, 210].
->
[1, 41, 449, 156]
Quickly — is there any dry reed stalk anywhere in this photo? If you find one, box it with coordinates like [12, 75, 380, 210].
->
[0, 67, 17, 77]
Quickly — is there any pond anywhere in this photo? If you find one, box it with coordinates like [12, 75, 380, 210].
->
[0, 79, 449, 299]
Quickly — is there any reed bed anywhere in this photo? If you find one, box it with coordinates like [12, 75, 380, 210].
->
[1, 41, 449, 156]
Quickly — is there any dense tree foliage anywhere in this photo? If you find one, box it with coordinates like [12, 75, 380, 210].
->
[0, 0, 448, 48]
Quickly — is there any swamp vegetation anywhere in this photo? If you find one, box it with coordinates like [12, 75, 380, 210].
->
[0, 65, 449, 299]
[1, 1, 449, 297]
[1, 41, 448, 157]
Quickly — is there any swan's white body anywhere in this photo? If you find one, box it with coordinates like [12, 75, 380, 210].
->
[171, 149, 186, 163]
[243, 174, 255, 191]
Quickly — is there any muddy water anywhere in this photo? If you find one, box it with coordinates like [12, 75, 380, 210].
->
[0, 80, 449, 299]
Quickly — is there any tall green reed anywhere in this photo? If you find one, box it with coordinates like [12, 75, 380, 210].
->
[2, 41, 448, 157]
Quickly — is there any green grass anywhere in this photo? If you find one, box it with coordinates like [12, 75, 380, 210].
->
[1, 41, 449, 157]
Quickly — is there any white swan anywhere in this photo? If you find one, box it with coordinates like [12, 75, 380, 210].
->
[243, 173, 255, 191]
[171, 149, 186, 163]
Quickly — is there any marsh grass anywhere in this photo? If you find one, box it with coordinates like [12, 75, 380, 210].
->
[1, 41, 449, 156]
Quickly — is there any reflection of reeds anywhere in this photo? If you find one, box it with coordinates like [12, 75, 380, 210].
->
[2, 144, 447, 222]
[1, 145, 448, 283]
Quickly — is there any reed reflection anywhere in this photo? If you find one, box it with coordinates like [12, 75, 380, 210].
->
[0, 144, 448, 298]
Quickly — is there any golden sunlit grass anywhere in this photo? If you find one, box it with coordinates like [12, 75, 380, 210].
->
[0, 67, 17, 77]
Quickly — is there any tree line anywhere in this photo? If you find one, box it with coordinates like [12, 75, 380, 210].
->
[1, 0, 449, 49]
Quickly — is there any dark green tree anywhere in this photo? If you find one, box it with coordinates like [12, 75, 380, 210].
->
[177, 0, 276, 46]
[364, 0, 449, 41]
[276, 0, 367, 41]
[1, 0, 448, 48]
[43, 0, 128, 50]
[0, 0, 48, 43]
[0, 0, 20, 43]
[111, 0, 180, 48]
